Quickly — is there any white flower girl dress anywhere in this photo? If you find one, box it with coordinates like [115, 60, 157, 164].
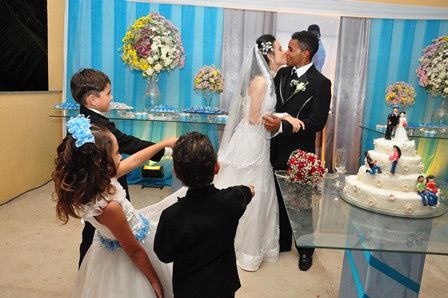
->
[74, 178, 173, 298]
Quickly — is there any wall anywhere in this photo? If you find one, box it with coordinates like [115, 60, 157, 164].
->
[0, 0, 65, 204]
[356, 0, 448, 7]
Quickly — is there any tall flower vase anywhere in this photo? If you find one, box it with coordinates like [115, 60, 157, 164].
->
[144, 76, 160, 112]
[431, 98, 448, 126]
[203, 90, 212, 107]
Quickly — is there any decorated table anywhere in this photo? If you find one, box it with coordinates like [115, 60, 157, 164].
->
[275, 172, 448, 298]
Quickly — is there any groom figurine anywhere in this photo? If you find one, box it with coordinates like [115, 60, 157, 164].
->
[384, 106, 399, 140]
[263, 31, 331, 271]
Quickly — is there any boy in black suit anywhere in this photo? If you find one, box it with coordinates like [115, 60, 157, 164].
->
[154, 132, 254, 298]
[70, 68, 170, 267]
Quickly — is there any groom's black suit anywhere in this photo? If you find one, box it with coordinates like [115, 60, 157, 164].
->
[271, 64, 331, 253]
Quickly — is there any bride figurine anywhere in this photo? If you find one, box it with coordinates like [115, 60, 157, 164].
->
[394, 111, 408, 141]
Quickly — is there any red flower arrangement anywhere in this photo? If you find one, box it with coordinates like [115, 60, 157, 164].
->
[287, 149, 325, 185]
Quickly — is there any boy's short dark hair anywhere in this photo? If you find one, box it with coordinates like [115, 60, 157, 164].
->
[291, 30, 319, 59]
[173, 131, 216, 188]
[70, 68, 111, 105]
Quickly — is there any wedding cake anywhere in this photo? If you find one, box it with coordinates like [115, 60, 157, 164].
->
[342, 137, 442, 218]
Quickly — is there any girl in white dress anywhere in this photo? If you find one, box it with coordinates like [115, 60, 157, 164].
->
[214, 35, 303, 271]
[52, 115, 177, 298]
[394, 111, 408, 141]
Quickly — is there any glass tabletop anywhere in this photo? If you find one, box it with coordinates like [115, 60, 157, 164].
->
[50, 110, 227, 125]
[275, 172, 448, 255]
[360, 125, 448, 140]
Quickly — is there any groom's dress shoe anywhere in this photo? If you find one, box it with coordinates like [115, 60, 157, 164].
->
[298, 254, 313, 271]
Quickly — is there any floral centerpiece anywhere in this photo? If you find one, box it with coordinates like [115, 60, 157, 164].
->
[121, 12, 185, 78]
[385, 82, 416, 107]
[193, 65, 224, 106]
[287, 149, 325, 185]
[416, 36, 448, 98]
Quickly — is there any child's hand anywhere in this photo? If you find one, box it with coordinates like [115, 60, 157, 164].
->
[248, 185, 255, 197]
[163, 137, 178, 148]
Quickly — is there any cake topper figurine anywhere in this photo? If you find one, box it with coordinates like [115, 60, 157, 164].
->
[364, 151, 382, 175]
[394, 111, 408, 141]
[385, 106, 400, 140]
[389, 145, 401, 175]
[424, 175, 439, 206]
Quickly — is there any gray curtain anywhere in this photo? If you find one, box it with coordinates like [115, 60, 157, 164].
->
[325, 17, 371, 174]
[220, 9, 276, 110]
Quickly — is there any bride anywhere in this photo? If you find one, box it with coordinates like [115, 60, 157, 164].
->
[214, 34, 304, 271]
[144, 35, 300, 272]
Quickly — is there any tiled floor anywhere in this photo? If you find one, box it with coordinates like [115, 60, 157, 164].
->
[1, 182, 447, 297]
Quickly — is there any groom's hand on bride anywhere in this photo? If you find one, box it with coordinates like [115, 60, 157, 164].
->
[262, 114, 281, 132]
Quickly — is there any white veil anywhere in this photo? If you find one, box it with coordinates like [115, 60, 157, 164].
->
[219, 45, 276, 153]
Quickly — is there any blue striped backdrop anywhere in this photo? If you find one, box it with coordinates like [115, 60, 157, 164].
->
[66, 0, 224, 185]
[362, 19, 448, 180]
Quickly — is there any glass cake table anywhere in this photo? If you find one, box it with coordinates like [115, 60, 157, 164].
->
[275, 172, 448, 298]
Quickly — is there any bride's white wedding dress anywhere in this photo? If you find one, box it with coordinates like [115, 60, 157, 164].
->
[213, 96, 279, 271]
[394, 115, 408, 141]
[214, 46, 279, 271]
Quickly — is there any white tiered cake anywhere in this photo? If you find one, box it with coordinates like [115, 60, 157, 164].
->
[343, 138, 442, 218]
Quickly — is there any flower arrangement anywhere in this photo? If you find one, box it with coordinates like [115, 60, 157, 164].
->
[287, 149, 325, 185]
[193, 65, 224, 96]
[416, 36, 448, 98]
[385, 82, 416, 107]
[121, 13, 185, 77]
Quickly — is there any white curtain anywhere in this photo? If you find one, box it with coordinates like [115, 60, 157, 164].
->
[220, 9, 276, 110]
[325, 17, 371, 173]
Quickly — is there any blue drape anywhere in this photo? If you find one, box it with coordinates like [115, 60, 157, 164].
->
[66, 0, 224, 185]
[362, 19, 448, 180]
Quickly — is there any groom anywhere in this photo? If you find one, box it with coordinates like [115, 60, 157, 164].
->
[263, 31, 331, 271]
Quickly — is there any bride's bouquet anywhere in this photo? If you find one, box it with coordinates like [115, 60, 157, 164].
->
[287, 149, 325, 185]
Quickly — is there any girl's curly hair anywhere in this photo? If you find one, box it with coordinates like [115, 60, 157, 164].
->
[52, 125, 117, 223]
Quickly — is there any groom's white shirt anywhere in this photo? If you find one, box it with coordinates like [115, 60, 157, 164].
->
[275, 62, 313, 135]
[292, 62, 313, 79]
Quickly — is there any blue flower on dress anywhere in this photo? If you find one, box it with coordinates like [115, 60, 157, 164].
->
[98, 214, 150, 251]
[66, 115, 95, 148]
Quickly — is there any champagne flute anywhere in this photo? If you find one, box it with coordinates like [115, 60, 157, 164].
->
[334, 148, 347, 187]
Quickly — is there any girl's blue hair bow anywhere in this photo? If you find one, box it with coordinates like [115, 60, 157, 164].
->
[67, 115, 95, 148]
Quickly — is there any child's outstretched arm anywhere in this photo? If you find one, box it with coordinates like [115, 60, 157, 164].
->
[96, 201, 164, 298]
[117, 137, 177, 178]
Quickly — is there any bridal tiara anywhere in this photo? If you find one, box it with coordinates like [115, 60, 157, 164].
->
[259, 41, 273, 55]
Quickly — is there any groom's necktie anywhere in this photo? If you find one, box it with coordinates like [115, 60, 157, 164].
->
[285, 68, 297, 97]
